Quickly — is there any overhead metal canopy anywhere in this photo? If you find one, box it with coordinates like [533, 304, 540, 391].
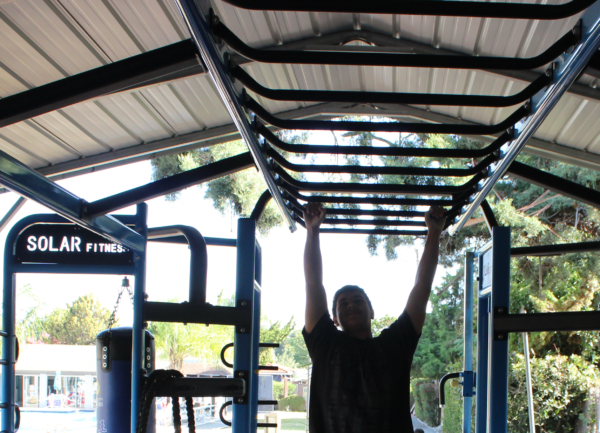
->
[2, 0, 600, 236]
[0, 0, 599, 176]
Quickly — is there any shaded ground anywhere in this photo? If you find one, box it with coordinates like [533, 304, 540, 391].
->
[15, 410, 434, 433]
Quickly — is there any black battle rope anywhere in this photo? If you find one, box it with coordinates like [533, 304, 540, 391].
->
[137, 370, 196, 433]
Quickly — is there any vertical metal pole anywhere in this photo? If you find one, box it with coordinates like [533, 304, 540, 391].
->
[523, 331, 535, 433]
[234, 218, 257, 433]
[475, 289, 489, 433]
[251, 241, 262, 430]
[131, 203, 148, 433]
[488, 227, 510, 433]
[463, 252, 474, 433]
[1, 270, 15, 433]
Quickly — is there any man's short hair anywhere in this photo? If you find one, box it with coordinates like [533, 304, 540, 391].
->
[332, 285, 373, 317]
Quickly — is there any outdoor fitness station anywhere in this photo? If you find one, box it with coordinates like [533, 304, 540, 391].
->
[3, 0, 600, 432]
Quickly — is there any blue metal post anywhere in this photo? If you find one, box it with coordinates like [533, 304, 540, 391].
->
[488, 227, 511, 433]
[1, 270, 15, 433]
[250, 242, 262, 431]
[234, 218, 258, 433]
[475, 253, 490, 433]
[131, 203, 148, 433]
[463, 251, 474, 433]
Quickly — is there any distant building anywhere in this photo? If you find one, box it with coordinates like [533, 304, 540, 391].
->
[15, 344, 96, 410]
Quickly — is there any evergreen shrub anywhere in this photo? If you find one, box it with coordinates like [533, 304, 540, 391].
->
[278, 395, 306, 412]
[413, 379, 440, 426]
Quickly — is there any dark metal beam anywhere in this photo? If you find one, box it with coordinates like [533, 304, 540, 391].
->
[248, 97, 529, 133]
[507, 161, 600, 209]
[0, 41, 199, 129]
[511, 241, 600, 256]
[214, 20, 578, 70]
[4, 101, 597, 192]
[0, 148, 145, 251]
[220, 0, 595, 19]
[153, 377, 245, 398]
[495, 311, 600, 333]
[85, 152, 255, 218]
[250, 190, 272, 221]
[480, 200, 498, 236]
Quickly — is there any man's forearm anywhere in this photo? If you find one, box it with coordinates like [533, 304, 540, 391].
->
[304, 229, 328, 332]
[304, 230, 323, 287]
[414, 231, 442, 291]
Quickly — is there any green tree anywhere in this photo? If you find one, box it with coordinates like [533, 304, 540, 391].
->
[151, 131, 307, 235]
[277, 330, 310, 367]
[259, 317, 296, 364]
[371, 314, 396, 337]
[39, 294, 112, 345]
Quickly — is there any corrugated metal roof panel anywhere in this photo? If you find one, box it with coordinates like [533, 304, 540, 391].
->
[0, 0, 598, 179]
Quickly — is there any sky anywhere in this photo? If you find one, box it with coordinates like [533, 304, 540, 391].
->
[0, 134, 449, 332]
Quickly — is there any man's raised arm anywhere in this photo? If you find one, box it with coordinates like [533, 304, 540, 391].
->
[304, 203, 328, 333]
[405, 206, 446, 334]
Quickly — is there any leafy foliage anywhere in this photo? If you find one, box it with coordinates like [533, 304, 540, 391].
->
[37, 294, 112, 345]
[150, 131, 307, 235]
[273, 380, 297, 400]
[278, 395, 306, 412]
[370, 314, 396, 337]
[413, 379, 440, 426]
[508, 354, 598, 432]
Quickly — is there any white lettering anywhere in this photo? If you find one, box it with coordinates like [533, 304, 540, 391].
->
[99, 244, 104, 252]
[111, 244, 116, 253]
[38, 237, 48, 252]
[94, 244, 97, 252]
[117, 245, 123, 253]
[59, 237, 70, 252]
[27, 236, 37, 252]
[86, 243, 92, 252]
[72, 237, 81, 252]
[104, 244, 112, 253]
[49, 237, 58, 252]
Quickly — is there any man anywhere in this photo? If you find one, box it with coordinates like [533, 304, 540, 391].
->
[302, 203, 446, 433]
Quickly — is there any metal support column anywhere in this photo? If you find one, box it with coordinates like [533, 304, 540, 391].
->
[463, 252, 475, 433]
[233, 218, 259, 433]
[1, 270, 16, 433]
[131, 203, 148, 433]
[475, 248, 491, 433]
[488, 227, 511, 433]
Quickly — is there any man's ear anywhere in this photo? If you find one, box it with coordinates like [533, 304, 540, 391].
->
[333, 315, 340, 327]
[370, 309, 375, 320]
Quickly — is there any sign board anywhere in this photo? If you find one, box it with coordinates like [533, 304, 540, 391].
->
[481, 248, 493, 290]
[15, 223, 134, 266]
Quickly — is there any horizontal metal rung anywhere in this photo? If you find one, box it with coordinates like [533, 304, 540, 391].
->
[260, 126, 511, 158]
[249, 96, 529, 133]
[235, 66, 551, 107]
[494, 311, 600, 333]
[154, 377, 245, 398]
[275, 166, 483, 195]
[284, 189, 465, 207]
[219, 0, 594, 19]
[214, 20, 578, 70]
[267, 147, 497, 177]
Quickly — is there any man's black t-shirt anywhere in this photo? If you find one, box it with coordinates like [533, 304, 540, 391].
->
[302, 310, 419, 433]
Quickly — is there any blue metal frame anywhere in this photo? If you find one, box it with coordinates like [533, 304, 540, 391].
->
[131, 204, 148, 433]
[450, 2, 600, 234]
[474, 228, 511, 433]
[233, 218, 262, 433]
[463, 251, 475, 433]
[172, 0, 296, 233]
[0, 149, 145, 252]
[1, 209, 143, 433]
